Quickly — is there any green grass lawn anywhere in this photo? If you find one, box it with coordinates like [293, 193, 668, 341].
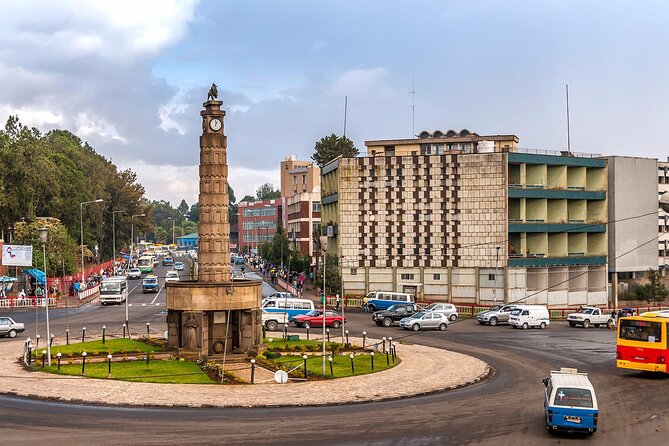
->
[273, 352, 398, 378]
[33, 339, 161, 358]
[40, 359, 214, 384]
[265, 337, 359, 352]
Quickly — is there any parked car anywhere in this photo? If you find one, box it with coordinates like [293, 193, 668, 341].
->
[0, 317, 25, 338]
[423, 302, 458, 321]
[262, 310, 288, 331]
[509, 305, 550, 329]
[127, 268, 142, 279]
[476, 304, 518, 326]
[292, 310, 345, 329]
[142, 275, 159, 293]
[372, 303, 418, 327]
[165, 271, 180, 282]
[174, 262, 184, 271]
[399, 311, 449, 331]
[543, 367, 598, 435]
[567, 307, 613, 329]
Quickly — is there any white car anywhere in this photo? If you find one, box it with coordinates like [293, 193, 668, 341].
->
[127, 268, 142, 279]
[567, 307, 613, 329]
[423, 302, 458, 321]
[165, 271, 180, 282]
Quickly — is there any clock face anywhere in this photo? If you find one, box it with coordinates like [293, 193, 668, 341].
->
[209, 118, 222, 131]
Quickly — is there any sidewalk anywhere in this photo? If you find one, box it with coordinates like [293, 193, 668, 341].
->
[0, 337, 489, 408]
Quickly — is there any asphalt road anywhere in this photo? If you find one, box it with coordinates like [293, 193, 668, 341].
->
[1, 268, 668, 445]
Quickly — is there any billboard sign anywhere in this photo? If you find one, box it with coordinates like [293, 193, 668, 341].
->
[1, 244, 33, 266]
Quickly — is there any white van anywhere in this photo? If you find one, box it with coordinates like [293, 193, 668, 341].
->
[100, 276, 128, 305]
[262, 297, 315, 320]
[508, 305, 550, 329]
[363, 291, 415, 312]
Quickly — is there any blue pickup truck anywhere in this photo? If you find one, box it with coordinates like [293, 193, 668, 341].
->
[142, 275, 159, 293]
[543, 367, 598, 435]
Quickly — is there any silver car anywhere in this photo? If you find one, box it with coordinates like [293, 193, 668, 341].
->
[399, 311, 449, 331]
[423, 303, 458, 321]
[0, 317, 25, 338]
[476, 305, 517, 326]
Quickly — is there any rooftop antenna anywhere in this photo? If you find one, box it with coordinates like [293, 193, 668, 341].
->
[566, 84, 571, 154]
[343, 95, 348, 138]
[411, 75, 416, 138]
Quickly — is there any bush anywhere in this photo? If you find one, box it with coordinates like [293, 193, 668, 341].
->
[265, 351, 282, 360]
[255, 355, 267, 361]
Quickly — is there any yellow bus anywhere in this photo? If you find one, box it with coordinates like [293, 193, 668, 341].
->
[616, 310, 669, 373]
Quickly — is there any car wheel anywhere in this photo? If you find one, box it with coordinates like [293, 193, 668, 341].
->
[266, 321, 278, 331]
[8, 329, 17, 338]
[489, 317, 498, 326]
[540, 322, 546, 329]
[449, 314, 457, 322]
[439, 323, 447, 331]
[412, 323, 420, 332]
[303, 321, 311, 329]
[583, 319, 591, 329]
[332, 321, 341, 329]
[522, 322, 529, 330]
[568, 322, 576, 327]
[382, 318, 393, 327]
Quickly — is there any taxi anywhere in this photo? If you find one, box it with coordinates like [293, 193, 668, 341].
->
[142, 275, 159, 293]
[543, 367, 598, 435]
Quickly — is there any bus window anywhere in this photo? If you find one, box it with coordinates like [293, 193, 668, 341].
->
[619, 319, 662, 343]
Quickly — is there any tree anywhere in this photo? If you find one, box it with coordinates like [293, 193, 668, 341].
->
[189, 203, 199, 223]
[314, 253, 341, 295]
[13, 218, 79, 276]
[311, 133, 358, 168]
[256, 183, 281, 200]
[636, 269, 669, 303]
[177, 199, 189, 218]
[228, 183, 238, 225]
[240, 195, 256, 203]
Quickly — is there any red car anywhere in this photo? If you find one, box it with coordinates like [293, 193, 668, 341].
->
[292, 310, 345, 329]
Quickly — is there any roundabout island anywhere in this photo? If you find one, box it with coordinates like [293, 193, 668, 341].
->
[0, 334, 489, 408]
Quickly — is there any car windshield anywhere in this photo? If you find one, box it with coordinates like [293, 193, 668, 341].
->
[387, 305, 398, 312]
[305, 310, 320, 317]
[490, 305, 503, 311]
[577, 308, 594, 314]
[424, 304, 437, 310]
[144, 278, 157, 284]
[167, 272, 178, 277]
[101, 282, 121, 293]
[412, 311, 427, 319]
[130, 269, 140, 273]
[553, 388, 593, 408]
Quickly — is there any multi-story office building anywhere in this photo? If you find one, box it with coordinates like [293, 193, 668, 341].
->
[321, 129, 609, 306]
[606, 156, 659, 302]
[285, 191, 321, 256]
[280, 156, 321, 261]
[280, 156, 320, 198]
[238, 199, 280, 253]
[659, 158, 669, 275]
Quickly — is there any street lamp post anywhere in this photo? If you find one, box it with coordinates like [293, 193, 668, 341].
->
[112, 210, 124, 271]
[38, 227, 51, 366]
[168, 217, 176, 245]
[128, 213, 145, 330]
[80, 199, 104, 283]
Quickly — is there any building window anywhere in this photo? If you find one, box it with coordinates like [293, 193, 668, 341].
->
[351, 268, 357, 275]
[312, 202, 321, 212]
[400, 273, 414, 280]
[293, 176, 297, 184]
[302, 175, 307, 185]
[433, 274, 440, 280]
[488, 274, 496, 281]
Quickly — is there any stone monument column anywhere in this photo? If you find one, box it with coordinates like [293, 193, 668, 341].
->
[198, 99, 231, 283]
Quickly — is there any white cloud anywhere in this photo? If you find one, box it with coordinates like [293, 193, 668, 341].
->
[326, 67, 395, 97]
[0, 104, 64, 127]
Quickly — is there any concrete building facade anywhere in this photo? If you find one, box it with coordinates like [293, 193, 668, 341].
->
[237, 199, 280, 253]
[606, 157, 659, 302]
[659, 158, 669, 275]
[322, 131, 609, 307]
[285, 191, 321, 256]
[280, 156, 320, 198]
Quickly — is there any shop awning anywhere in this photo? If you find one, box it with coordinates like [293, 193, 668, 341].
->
[23, 268, 46, 285]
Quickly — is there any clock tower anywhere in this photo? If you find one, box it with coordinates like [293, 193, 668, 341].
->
[198, 99, 231, 282]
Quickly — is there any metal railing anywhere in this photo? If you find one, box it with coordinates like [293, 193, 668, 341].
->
[0, 297, 57, 308]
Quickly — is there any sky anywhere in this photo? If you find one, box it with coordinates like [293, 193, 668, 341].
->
[1, 0, 668, 207]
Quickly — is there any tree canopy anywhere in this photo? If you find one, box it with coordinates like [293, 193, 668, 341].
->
[256, 183, 281, 200]
[311, 133, 358, 167]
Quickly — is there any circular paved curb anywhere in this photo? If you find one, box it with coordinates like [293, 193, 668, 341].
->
[0, 338, 490, 408]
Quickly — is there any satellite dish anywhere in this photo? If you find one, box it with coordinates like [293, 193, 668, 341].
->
[274, 369, 289, 384]
[660, 192, 669, 213]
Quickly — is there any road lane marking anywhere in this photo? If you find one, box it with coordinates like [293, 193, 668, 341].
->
[151, 286, 163, 304]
